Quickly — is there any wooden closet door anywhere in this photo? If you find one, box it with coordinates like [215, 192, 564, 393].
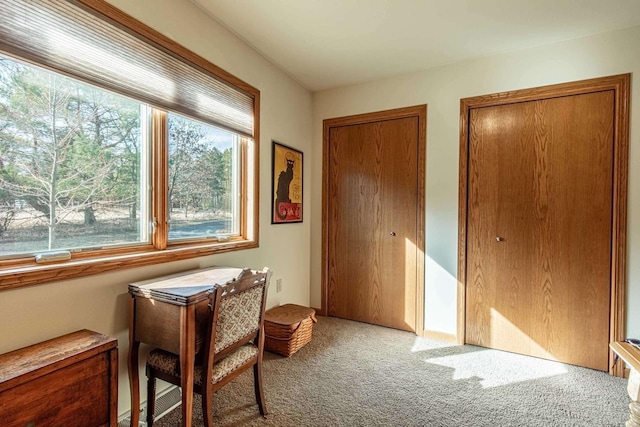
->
[466, 91, 614, 371]
[327, 117, 418, 332]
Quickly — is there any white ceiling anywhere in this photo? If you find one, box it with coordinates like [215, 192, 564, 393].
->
[192, 0, 640, 91]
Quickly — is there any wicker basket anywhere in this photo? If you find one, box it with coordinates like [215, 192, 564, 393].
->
[264, 304, 317, 357]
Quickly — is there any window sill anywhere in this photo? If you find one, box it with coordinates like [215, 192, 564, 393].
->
[0, 239, 258, 291]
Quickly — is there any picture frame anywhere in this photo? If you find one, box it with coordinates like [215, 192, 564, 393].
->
[271, 140, 303, 224]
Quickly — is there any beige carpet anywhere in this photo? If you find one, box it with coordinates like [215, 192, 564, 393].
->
[155, 316, 629, 426]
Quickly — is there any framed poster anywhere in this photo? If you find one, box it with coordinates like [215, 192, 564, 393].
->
[271, 141, 303, 224]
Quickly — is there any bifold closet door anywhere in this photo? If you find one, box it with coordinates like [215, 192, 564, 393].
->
[327, 117, 419, 332]
[465, 91, 614, 371]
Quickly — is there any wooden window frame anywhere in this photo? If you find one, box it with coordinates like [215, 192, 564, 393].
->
[0, 0, 260, 291]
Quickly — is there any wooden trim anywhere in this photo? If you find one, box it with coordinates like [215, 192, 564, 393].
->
[457, 95, 470, 345]
[457, 74, 630, 375]
[611, 75, 631, 377]
[153, 110, 168, 250]
[323, 106, 428, 128]
[321, 121, 331, 319]
[456, 74, 629, 109]
[422, 330, 458, 344]
[416, 107, 427, 338]
[252, 92, 261, 244]
[322, 105, 427, 334]
[240, 137, 249, 241]
[0, 240, 258, 291]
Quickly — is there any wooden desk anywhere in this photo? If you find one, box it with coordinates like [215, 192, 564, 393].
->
[128, 266, 244, 427]
[610, 341, 640, 427]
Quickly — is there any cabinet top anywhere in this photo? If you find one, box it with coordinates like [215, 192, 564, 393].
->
[0, 329, 116, 392]
[128, 266, 245, 305]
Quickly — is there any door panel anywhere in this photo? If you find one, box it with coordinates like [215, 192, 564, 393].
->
[466, 91, 614, 370]
[328, 117, 418, 331]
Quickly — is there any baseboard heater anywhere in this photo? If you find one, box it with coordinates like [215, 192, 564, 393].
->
[118, 386, 182, 427]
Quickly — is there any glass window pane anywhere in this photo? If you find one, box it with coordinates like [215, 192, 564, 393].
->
[0, 54, 148, 257]
[167, 113, 239, 241]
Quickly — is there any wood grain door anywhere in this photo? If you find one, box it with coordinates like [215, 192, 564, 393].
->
[326, 113, 421, 332]
[466, 91, 614, 370]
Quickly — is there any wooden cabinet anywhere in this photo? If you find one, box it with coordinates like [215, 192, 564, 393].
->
[0, 330, 118, 427]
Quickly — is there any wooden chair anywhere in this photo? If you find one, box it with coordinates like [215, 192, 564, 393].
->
[145, 267, 271, 426]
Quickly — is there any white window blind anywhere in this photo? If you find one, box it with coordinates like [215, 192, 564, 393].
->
[0, 0, 255, 138]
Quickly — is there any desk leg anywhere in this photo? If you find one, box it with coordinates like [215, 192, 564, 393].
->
[128, 297, 141, 427]
[180, 304, 196, 427]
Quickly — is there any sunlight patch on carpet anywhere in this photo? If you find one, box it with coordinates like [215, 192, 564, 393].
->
[425, 349, 568, 388]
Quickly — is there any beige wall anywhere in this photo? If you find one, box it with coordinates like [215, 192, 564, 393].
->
[311, 25, 640, 339]
[0, 0, 312, 417]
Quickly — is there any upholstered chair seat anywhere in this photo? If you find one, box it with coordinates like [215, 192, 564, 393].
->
[147, 344, 259, 386]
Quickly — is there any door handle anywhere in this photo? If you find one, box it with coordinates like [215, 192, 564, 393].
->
[390, 231, 396, 236]
[495, 236, 504, 242]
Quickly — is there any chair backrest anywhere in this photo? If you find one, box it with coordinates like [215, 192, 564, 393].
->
[204, 268, 271, 361]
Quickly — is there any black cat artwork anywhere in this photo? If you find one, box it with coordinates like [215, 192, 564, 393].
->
[272, 141, 302, 223]
[275, 156, 295, 220]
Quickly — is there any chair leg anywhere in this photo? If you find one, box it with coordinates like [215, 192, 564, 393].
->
[146, 372, 157, 427]
[202, 385, 214, 427]
[253, 361, 268, 416]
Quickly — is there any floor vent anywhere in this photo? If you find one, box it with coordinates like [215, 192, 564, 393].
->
[118, 386, 182, 427]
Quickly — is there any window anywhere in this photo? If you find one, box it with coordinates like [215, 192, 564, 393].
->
[0, 0, 259, 290]
[167, 113, 240, 242]
[0, 55, 148, 255]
